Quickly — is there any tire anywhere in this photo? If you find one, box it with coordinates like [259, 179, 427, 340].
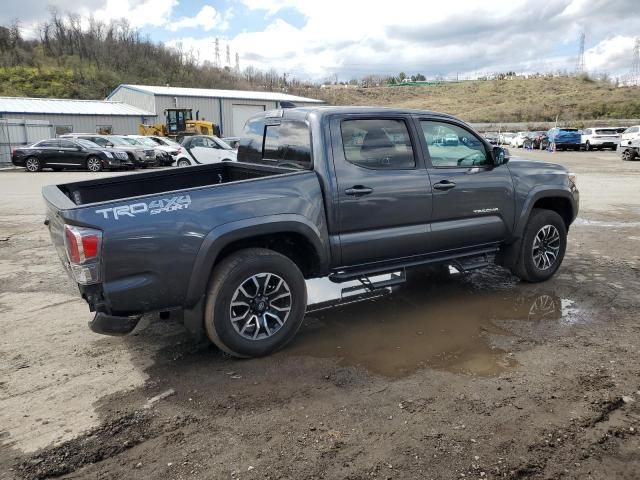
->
[204, 248, 307, 358]
[177, 159, 191, 167]
[25, 156, 41, 172]
[86, 156, 103, 172]
[622, 149, 635, 161]
[585, 141, 591, 151]
[512, 209, 567, 283]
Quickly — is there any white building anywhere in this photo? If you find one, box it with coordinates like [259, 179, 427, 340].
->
[107, 84, 323, 137]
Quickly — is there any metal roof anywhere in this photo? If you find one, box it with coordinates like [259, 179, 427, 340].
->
[0, 97, 154, 116]
[109, 84, 324, 103]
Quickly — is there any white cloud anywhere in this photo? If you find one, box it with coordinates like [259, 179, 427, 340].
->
[217, 0, 638, 81]
[168, 5, 231, 32]
[93, 0, 178, 28]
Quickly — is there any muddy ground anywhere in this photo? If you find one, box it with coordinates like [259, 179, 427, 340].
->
[1, 149, 639, 480]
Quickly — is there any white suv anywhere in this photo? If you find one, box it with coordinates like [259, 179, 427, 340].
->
[510, 131, 529, 148]
[581, 127, 622, 151]
[620, 126, 640, 146]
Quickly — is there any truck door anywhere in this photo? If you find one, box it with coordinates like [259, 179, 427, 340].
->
[330, 116, 432, 266]
[418, 119, 515, 251]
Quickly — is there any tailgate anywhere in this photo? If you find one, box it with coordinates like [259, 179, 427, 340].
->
[42, 185, 76, 275]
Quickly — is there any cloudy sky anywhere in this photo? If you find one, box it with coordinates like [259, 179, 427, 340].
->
[3, 0, 637, 81]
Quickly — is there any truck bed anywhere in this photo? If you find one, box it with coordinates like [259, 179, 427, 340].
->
[57, 162, 290, 206]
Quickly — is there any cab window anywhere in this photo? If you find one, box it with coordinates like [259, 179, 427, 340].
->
[421, 121, 489, 167]
[340, 119, 415, 169]
[239, 119, 312, 169]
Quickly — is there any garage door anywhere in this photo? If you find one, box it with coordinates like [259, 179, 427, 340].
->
[231, 104, 265, 136]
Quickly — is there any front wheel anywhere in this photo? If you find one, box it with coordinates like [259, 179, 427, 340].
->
[204, 248, 307, 357]
[622, 149, 635, 161]
[86, 156, 103, 172]
[512, 209, 567, 283]
[177, 159, 191, 167]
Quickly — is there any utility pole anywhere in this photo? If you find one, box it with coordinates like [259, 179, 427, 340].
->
[576, 31, 586, 75]
[214, 38, 220, 68]
[632, 38, 640, 86]
[226, 44, 231, 66]
[235, 52, 240, 73]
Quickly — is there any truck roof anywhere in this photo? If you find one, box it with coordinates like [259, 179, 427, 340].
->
[260, 106, 461, 123]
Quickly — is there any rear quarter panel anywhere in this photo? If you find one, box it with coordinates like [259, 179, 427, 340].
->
[58, 171, 328, 314]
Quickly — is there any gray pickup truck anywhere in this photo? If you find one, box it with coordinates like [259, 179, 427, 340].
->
[43, 107, 579, 357]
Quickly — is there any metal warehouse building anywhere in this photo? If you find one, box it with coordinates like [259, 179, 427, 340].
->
[107, 84, 323, 137]
[0, 97, 154, 136]
[0, 97, 155, 165]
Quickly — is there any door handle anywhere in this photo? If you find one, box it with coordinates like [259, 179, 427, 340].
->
[433, 180, 456, 191]
[345, 185, 373, 196]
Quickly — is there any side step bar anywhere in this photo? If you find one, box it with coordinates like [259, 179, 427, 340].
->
[329, 246, 500, 283]
[340, 271, 407, 294]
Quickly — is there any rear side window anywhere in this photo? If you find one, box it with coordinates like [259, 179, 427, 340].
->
[59, 140, 77, 149]
[238, 119, 312, 169]
[36, 140, 58, 148]
[595, 129, 617, 135]
[340, 119, 415, 169]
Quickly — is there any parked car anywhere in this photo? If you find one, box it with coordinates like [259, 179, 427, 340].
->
[580, 127, 621, 151]
[547, 127, 581, 151]
[619, 125, 640, 146]
[43, 106, 579, 358]
[125, 135, 175, 166]
[510, 131, 529, 148]
[499, 132, 515, 145]
[176, 135, 237, 166]
[523, 131, 549, 150]
[60, 134, 156, 168]
[12, 138, 131, 172]
[483, 132, 499, 145]
[222, 137, 241, 150]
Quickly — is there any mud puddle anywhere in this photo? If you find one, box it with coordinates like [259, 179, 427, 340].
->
[284, 270, 580, 378]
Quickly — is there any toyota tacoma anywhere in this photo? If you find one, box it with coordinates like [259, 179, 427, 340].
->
[43, 107, 579, 357]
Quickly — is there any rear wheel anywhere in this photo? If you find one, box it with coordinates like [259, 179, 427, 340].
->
[204, 248, 307, 358]
[86, 156, 103, 172]
[512, 209, 567, 283]
[25, 157, 41, 172]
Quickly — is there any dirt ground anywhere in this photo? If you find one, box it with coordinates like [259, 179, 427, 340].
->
[1, 149, 639, 480]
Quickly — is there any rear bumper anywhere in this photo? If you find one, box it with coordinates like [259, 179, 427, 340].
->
[89, 311, 142, 336]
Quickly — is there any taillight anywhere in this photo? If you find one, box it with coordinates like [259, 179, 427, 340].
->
[63, 225, 102, 284]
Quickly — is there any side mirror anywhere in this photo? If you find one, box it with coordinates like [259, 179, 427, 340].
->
[492, 146, 510, 166]
[107, 143, 114, 147]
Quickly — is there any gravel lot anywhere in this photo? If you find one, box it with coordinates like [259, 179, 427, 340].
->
[1, 150, 639, 479]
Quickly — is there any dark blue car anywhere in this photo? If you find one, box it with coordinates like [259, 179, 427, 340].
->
[547, 127, 581, 151]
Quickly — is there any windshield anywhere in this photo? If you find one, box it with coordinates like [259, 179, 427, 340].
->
[560, 128, 578, 132]
[132, 137, 158, 147]
[107, 136, 130, 146]
[153, 137, 180, 147]
[595, 129, 618, 135]
[119, 137, 142, 145]
[76, 139, 100, 149]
